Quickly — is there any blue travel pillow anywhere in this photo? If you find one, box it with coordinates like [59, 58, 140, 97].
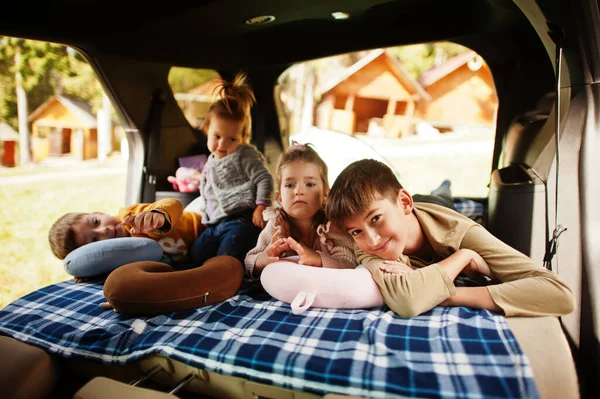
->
[63, 237, 164, 277]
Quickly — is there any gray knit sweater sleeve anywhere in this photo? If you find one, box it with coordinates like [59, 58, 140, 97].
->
[240, 145, 274, 204]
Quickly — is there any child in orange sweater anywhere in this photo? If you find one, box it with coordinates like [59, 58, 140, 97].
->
[49, 198, 204, 281]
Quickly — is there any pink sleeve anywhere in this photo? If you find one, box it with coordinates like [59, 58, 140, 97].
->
[316, 223, 357, 269]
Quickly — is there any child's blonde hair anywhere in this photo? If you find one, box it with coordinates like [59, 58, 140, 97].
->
[326, 159, 403, 228]
[276, 142, 329, 230]
[202, 72, 256, 143]
[48, 212, 86, 259]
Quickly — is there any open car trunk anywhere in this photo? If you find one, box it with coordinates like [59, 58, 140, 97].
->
[0, 0, 598, 398]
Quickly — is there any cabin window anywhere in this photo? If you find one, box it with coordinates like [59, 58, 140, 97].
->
[276, 43, 497, 199]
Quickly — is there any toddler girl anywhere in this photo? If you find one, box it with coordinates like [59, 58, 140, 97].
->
[245, 143, 356, 278]
[189, 73, 274, 266]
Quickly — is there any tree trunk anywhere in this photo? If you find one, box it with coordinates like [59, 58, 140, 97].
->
[301, 65, 315, 132]
[97, 91, 112, 161]
[292, 63, 305, 135]
[15, 50, 31, 165]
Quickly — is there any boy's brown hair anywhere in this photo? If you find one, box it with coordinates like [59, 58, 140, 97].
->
[202, 72, 256, 143]
[48, 212, 86, 259]
[326, 159, 403, 228]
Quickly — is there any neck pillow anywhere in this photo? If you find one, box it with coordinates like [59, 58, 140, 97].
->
[103, 256, 243, 316]
[260, 260, 384, 315]
[63, 237, 164, 278]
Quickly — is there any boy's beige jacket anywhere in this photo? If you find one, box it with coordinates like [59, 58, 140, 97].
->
[356, 202, 575, 318]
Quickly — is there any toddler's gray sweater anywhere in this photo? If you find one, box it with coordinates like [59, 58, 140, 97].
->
[199, 144, 273, 225]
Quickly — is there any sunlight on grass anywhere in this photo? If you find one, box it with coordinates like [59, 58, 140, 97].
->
[0, 168, 126, 309]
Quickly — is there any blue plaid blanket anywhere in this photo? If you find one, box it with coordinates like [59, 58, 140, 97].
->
[0, 280, 538, 399]
[454, 198, 485, 222]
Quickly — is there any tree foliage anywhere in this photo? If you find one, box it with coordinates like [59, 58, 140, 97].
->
[0, 36, 470, 140]
[168, 67, 220, 93]
[0, 37, 223, 134]
[388, 42, 469, 80]
[0, 37, 102, 129]
[60, 49, 103, 110]
[0, 40, 16, 127]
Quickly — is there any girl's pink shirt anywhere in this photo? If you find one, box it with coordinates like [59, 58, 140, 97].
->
[244, 207, 357, 279]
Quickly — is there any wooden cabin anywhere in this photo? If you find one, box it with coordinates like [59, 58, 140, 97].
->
[0, 122, 19, 167]
[315, 50, 430, 138]
[174, 79, 221, 128]
[28, 95, 116, 162]
[416, 51, 498, 130]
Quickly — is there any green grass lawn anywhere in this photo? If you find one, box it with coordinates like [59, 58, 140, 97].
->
[0, 165, 126, 309]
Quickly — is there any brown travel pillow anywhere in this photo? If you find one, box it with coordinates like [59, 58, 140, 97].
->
[103, 255, 244, 316]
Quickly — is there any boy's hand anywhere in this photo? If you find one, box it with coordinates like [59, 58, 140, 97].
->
[122, 211, 165, 235]
[252, 204, 267, 228]
[378, 260, 413, 275]
[284, 237, 322, 267]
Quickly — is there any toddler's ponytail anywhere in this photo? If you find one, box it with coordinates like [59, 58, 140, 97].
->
[203, 72, 256, 141]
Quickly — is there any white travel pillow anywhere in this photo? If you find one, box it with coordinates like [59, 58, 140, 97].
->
[63, 237, 163, 277]
[260, 259, 384, 315]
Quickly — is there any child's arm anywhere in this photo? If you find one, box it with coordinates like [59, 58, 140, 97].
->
[439, 287, 502, 312]
[147, 198, 184, 231]
[252, 204, 267, 229]
[376, 248, 499, 313]
[460, 225, 575, 317]
[120, 198, 184, 235]
[437, 248, 494, 282]
[245, 219, 289, 278]
[378, 260, 413, 275]
[283, 237, 322, 267]
[122, 212, 166, 235]
[357, 248, 455, 318]
[433, 248, 502, 312]
[356, 247, 499, 317]
[242, 147, 274, 228]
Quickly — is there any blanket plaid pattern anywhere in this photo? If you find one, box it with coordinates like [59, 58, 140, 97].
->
[0, 280, 538, 399]
[454, 198, 485, 222]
